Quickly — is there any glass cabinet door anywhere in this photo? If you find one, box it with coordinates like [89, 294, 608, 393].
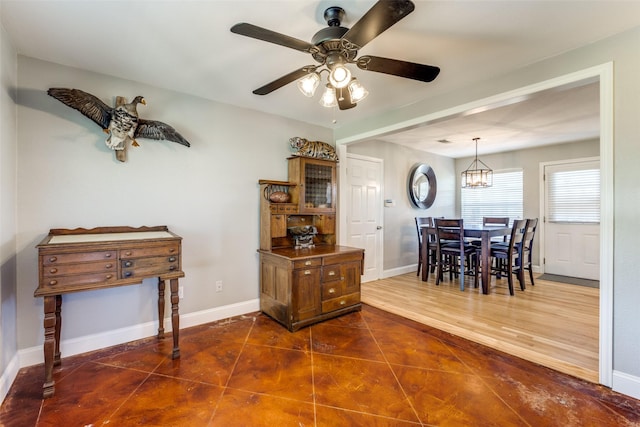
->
[289, 157, 336, 213]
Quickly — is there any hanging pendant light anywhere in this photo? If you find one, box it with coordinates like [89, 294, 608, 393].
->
[318, 84, 338, 108]
[461, 137, 493, 188]
[297, 72, 320, 97]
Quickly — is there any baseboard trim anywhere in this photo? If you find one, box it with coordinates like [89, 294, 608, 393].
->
[18, 299, 260, 369]
[612, 370, 640, 400]
[382, 264, 417, 279]
[0, 354, 20, 403]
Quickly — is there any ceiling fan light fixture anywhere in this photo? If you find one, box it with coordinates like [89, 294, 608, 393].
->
[297, 72, 320, 97]
[461, 137, 493, 188]
[319, 84, 338, 108]
[328, 64, 351, 89]
[348, 78, 369, 103]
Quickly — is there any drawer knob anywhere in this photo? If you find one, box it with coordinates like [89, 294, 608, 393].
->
[328, 271, 336, 276]
[124, 261, 132, 267]
[304, 270, 311, 275]
[305, 260, 312, 266]
[106, 274, 113, 279]
[125, 251, 132, 256]
[49, 256, 57, 263]
[341, 276, 345, 281]
[340, 300, 346, 305]
[49, 280, 57, 286]
[49, 268, 58, 274]
[328, 288, 336, 294]
[124, 271, 132, 278]
[105, 253, 112, 258]
[105, 263, 113, 269]
[168, 257, 176, 262]
[169, 266, 176, 271]
[169, 248, 175, 253]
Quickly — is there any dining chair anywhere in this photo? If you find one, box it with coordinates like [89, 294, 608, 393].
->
[489, 219, 527, 295]
[521, 218, 539, 286]
[414, 217, 433, 276]
[434, 218, 478, 291]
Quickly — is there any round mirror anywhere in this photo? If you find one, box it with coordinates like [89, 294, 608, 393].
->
[408, 163, 437, 209]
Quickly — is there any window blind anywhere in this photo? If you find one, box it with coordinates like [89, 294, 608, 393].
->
[547, 167, 600, 223]
[461, 169, 523, 229]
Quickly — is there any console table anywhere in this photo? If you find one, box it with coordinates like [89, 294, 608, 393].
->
[34, 225, 184, 398]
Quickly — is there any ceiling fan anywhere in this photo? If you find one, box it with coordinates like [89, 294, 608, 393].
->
[230, 0, 440, 110]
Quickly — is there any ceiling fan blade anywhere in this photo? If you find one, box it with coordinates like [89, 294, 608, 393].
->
[252, 67, 313, 95]
[337, 87, 356, 110]
[357, 55, 440, 82]
[342, 0, 415, 49]
[231, 23, 317, 54]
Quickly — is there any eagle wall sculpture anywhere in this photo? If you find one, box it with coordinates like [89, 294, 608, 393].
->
[48, 88, 190, 162]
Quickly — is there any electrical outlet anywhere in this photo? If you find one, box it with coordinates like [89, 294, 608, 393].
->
[215, 280, 223, 292]
[178, 286, 184, 299]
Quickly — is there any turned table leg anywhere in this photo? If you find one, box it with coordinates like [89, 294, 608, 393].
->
[42, 295, 58, 398]
[170, 278, 180, 359]
[157, 279, 165, 339]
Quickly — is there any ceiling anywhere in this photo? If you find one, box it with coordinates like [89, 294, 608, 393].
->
[2, 1, 640, 158]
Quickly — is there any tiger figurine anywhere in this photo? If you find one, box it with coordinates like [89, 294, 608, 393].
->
[289, 137, 338, 161]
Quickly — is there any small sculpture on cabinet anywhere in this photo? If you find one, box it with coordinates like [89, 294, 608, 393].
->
[289, 137, 338, 161]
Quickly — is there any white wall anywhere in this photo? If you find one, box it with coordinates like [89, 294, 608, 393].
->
[346, 140, 455, 273]
[0, 19, 19, 401]
[15, 57, 331, 358]
[455, 138, 600, 266]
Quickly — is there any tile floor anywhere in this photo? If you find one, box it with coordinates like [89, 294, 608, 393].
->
[1, 305, 639, 426]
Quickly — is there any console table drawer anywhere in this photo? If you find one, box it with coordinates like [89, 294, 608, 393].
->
[43, 260, 116, 277]
[122, 256, 180, 278]
[293, 258, 322, 269]
[42, 251, 116, 266]
[120, 243, 180, 258]
[41, 272, 118, 290]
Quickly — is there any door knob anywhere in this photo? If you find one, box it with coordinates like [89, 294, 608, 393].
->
[376, 226, 383, 230]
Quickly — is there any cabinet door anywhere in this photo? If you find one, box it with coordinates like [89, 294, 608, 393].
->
[271, 214, 287, 238]
[342, 261, 362, 295]
[289, 157, 336, 213]
[291, 267, 321, 322]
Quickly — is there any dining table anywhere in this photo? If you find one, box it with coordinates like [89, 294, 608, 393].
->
[421, 224, 512, 294]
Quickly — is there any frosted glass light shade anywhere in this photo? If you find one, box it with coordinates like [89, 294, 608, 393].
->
[297, 73, 320, 97]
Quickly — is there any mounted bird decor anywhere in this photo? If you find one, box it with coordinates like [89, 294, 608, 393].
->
[47, 88, 191, 162]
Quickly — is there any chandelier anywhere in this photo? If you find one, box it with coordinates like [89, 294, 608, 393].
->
[461, 137, 493, 188]
[296, 62, 368, 109]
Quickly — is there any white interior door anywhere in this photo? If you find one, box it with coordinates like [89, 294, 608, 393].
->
[346, 155, 383, 283]
[544, 160, 600, 280]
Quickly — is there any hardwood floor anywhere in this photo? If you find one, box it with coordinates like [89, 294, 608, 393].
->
[361, 271, 599, 383]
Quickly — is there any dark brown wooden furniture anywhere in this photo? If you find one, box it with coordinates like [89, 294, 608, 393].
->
[414, 217, 433, 277]
[490, 219, 527, 295]
[259, 157, 364, 331]
[422, 224, 511, 294]
[34, 225, 184, 398]
[433, 219, 478, 291]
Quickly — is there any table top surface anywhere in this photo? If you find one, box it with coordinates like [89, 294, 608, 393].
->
[47, 231, 175, 245]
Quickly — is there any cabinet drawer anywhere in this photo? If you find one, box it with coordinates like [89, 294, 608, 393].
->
[43, 260, 116, 277]
[120, 243, 180, 259]
[40, 272, 118, 289]
[321, 292, 360, 313]
[322, 265, 342, 282]
[293, 258, 322, 269]
[121, 256, 180, 278]
[323, 252, 363, 265]
[42, 251, 116, 266]
[269, 204, 297, 214]
[321, 280, 343, 299]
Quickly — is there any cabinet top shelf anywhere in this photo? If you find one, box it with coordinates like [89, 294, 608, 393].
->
[258, 179, 296, 186]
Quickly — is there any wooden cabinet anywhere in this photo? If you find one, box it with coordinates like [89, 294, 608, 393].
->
[258, 156, 364, 331]
[259, 247, 363, 331]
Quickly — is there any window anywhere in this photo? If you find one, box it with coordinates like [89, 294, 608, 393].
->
[546, 161, 600, 223]
[461, 169, 523, 228]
